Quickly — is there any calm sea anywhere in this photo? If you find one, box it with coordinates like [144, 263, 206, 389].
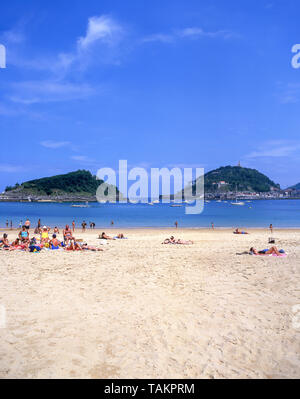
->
[0, 200, 300, 229]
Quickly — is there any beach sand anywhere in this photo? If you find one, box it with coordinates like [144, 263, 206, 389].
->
[0, 228, 299, 379]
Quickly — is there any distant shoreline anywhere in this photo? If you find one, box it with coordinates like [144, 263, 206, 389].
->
[1, 197, 300, 203]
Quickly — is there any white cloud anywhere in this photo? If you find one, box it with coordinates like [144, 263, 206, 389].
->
[40, 141, 71, 149]
[71, 155, 90, 161]
[141, 34, 174, 44]
[179, 28, 235, 39]
[277, 83, 300, 104]
[70, 155, 100, 168]
[0, 27, 25, 45]
[9, 81, 95, 104]
[0, 164, 23, 173]
[78, 15, 124, 50]
[142, 27, 237, 44]
[246, 140, 300, 158]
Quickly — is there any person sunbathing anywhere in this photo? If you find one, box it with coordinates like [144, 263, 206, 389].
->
[65, 239, 82, 251]
[0, 233, 9, 248]
[29, 238, 42, 252]
[114, 233, 127, 239]
[234, 228, 249, 235]
[53, 227, 60, 234]
[163, 236, 176, 244]
[63, 225, 73, 244]
[11, 238, 28, 250]
[19, 226, 30, 243]
[81, 243, 103, 251]
[50, 234, 62, 250]
[250, 246, 284, 256]
[176, 239, 194, 245]
[40, 226, 50, 244]
[100, 232, 115, 240]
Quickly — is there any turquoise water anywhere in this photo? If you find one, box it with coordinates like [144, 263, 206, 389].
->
[0, 200, 300, 228]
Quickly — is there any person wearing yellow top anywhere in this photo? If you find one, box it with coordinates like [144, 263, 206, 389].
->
[41, 226, 50, 243]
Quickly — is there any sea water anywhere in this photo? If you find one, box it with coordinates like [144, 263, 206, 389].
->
[0, 200, 300, 229]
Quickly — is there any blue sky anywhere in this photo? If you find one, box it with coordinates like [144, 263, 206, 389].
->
[0, 0, 300, 191]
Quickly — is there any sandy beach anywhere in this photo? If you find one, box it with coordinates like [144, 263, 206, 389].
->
[0, 228, 299, 379]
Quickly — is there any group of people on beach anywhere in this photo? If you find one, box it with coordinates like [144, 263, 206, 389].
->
[1, 217, 286, 256]
[3, 218, 97, 233]
[0, 222, 104, 252]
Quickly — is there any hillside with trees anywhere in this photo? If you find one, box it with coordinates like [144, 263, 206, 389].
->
[201, 166, 280, 193]
[5, 170, 119, 198]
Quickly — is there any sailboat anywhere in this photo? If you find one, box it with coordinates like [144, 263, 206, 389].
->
[231, 185, 245, 206]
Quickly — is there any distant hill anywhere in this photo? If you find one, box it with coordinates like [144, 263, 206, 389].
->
[195, 166, 280, 193]
[5, 170, 119, 198]
[288, 183, 300, 190]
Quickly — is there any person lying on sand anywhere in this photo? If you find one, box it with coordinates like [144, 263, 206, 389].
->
[250, 246, 285, 256]
[234, 228, 249, 235]
[29, 238, 42, 253]
[100, 232, 115, 240]
[114, 233, 127, 239]
[10, 238, 28, 251]
[65, 239, 82, 251]
[163, 236, 176, 244]
[81, 243, 104, 251]
[176, 239, 194, 245]
[163, 236, 193, 245]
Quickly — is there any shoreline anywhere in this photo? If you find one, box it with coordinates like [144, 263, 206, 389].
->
[1, 226, 300, 230]
[1, 227, 300, 234]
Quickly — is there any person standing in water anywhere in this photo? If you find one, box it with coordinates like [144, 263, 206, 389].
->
[72, 220, 75, 233]
[269, 224, 273, 234]
[175, 221, 178, 229]
[211, 222, 215, 230]
[10, 220, 13, 230]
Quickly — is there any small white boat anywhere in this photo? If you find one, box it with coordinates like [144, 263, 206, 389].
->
[71, 204, 89, 208]
[170, 204, 182, 207]
[148, 202, 154, 206]
[231, 185, 245, 206]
